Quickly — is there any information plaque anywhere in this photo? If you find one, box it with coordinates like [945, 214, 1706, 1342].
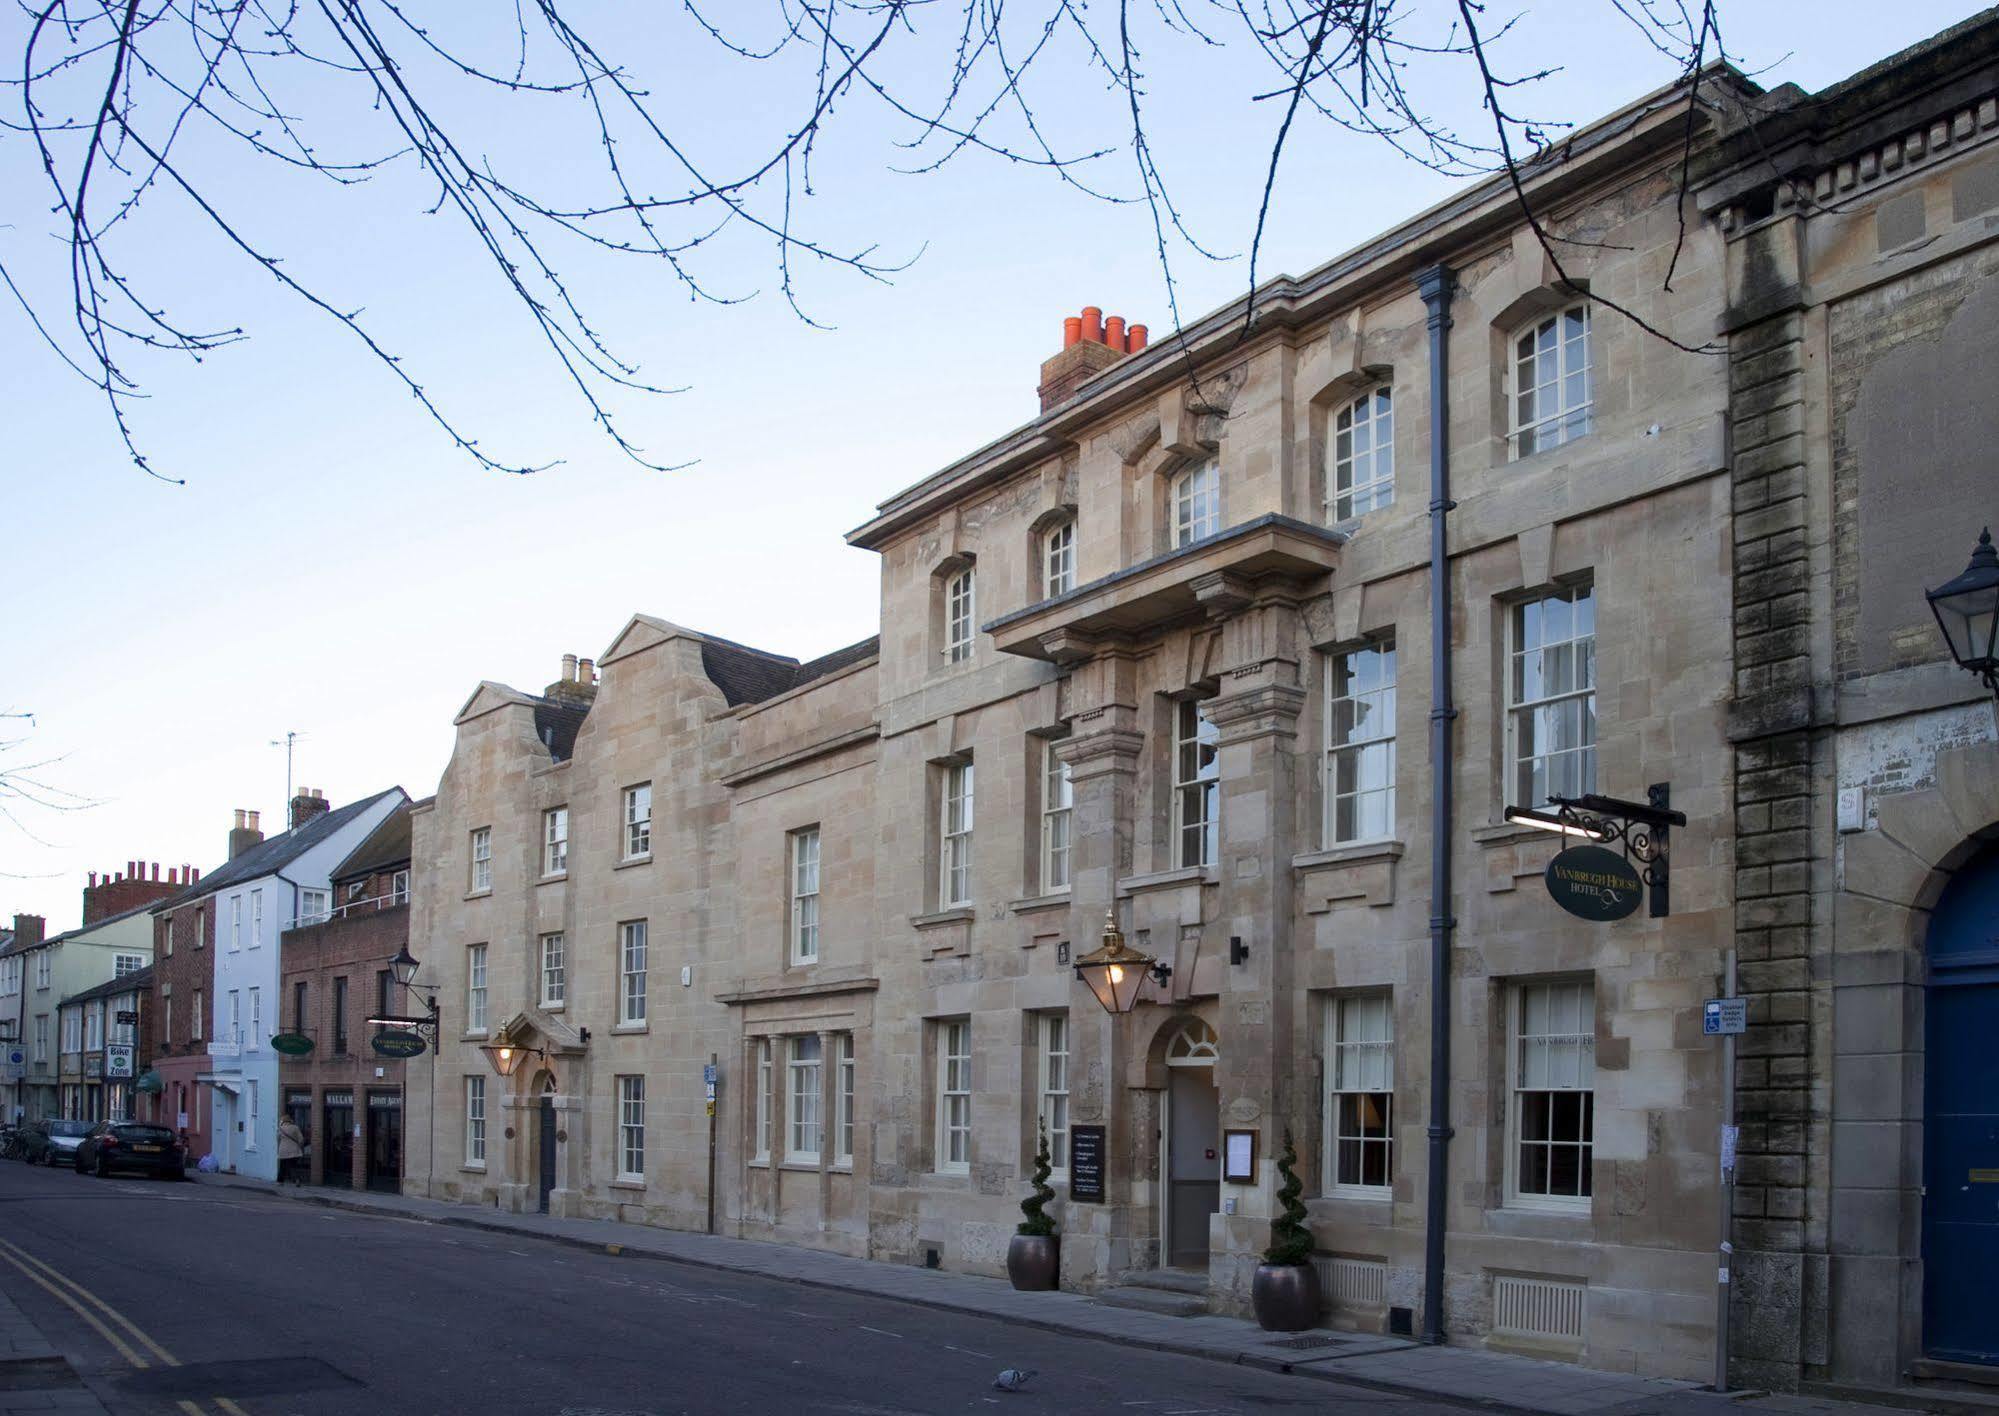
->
[1069, 1124, 1107, 1202]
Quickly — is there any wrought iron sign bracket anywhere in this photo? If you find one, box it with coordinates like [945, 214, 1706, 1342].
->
[1508, 782, 1687, 918]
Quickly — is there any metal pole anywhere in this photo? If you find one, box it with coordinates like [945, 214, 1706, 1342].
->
[1715, 947, 1737, 1392]
[1416, 262, 1458, 1347]
[706, 1051, 719, 1235]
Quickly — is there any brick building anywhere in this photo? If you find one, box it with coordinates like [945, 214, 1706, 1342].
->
[398, 16, 1999, 1400]
[278, 802, 413, 1190]
[58, 965, 152, 1123]
[148, 885, 216, 1157]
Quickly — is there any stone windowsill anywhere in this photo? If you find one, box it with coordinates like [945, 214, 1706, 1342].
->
[461, 1163, 486, 1174]
[463, 889, 492, 901]
[611, 1023, 648, 1036]
[537, 872, 567, 886]
[1486, 1201, 1593, 1237]
[1292, 839, 1407, 872]
[1117, 865, 1217, 896]
[779, 1160, 822, 1173]
[1468, 819, 1563, 849]
[614, 855, 653, 872]
[923, 1170, 971, 1188]
[749, 1156, 771, 1169]
[1008, 892, 1072, 915]
[909, 907, 975, 930]
[462, 1031, 489, 1043]
[610, 1178, 645, 1192]
[540, 1000, 565, 1013]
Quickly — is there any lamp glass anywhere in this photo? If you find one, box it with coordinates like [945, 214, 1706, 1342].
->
[390, 944, 421, 989]
[480, 1041, 525, 1077]
[1926, 528, 1999, 674]
[1073, 911, 1156, 1015]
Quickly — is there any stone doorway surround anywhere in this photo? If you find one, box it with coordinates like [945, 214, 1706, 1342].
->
[1824, 741, 1999, 1390]
[1129, 1010, 1223, 1276]
[490, 1007, 589, 1219]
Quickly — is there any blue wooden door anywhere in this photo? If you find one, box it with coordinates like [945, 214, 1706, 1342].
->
[1926, 842, 1999, 1364]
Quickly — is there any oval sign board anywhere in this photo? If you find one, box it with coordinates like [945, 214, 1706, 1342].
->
[371, 1030, 427, 1059]
[1545, 844, 1645, 922]
[269, 1032, 315, 1057]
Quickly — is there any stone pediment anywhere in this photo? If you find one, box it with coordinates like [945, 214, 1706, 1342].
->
[600, 613, 682, 667]
[495, 1007, 589, 1054]
[453, 681, 537, 726]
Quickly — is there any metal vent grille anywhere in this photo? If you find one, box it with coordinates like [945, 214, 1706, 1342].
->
[1318, 1255, 1387, 1309]
[1266, 1335, 1344, 1350]
[1492, 1274, 1586, 1342]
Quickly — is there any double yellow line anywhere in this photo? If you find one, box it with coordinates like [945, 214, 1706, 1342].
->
[0, 1234, 250, 1416]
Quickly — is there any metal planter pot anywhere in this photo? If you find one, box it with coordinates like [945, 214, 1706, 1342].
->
[1251, 1262, 1322, 1332]
[1006, 1234, 1060, 1291]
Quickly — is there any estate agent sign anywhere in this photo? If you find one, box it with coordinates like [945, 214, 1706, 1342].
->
[1545, 844, 1645, 922]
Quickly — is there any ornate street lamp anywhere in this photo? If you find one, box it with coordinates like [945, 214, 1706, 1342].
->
[1072, 909, 1172, 1016]
[479, 1034, 542, 1078]
[1926, 527, 1999, 695]
[368, 943, 441, 1037]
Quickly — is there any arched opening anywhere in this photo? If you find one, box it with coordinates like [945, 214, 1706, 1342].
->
[1923, 839, 1999, 1364]
[531, 1068, 559, 1215]
[1159, 1017, 1220, 1271]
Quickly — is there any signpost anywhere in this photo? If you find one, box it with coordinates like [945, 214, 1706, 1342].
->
[105, 1044, 134, 1080]
[371, 1030, 427, 1059]
[1069, 1124, 1106, 1203]
[0, 1048, 22, 1083]
[1710, 950, 1740, 1394]
[1545, 845, 1645, 922]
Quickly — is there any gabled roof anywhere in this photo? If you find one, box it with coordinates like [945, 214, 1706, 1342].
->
[331, 803, 412, 885]
[61, 965, 153, 1009]
[151, 786, 406, 912]
[2, 897, 163, 956]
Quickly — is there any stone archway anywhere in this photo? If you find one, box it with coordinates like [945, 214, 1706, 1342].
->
[1832, 741, 1999, 1381]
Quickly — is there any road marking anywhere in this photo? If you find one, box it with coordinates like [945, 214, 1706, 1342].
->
[944, 1344, 994, 1358]
[0, 1236, 252, 1415]
[857, 1325, 902, 1339]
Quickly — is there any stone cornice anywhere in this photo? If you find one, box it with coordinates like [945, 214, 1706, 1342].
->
[715, 976, 882, 1007]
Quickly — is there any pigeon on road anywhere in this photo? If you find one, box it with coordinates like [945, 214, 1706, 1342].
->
[992, 1368, 1037, 1392]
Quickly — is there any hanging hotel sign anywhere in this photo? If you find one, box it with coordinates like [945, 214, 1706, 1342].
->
[371, 1030, 427, 1058]
[1068, 1124, 1107, 1203]
[270, 1033, 315, 1056]
[1545, 845, 1645, 922]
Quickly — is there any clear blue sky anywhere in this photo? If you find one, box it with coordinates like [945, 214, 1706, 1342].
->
[0, 3, 1979, 930]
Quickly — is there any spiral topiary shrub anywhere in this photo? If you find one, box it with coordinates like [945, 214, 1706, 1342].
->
[1263, 1128, 1312, 1266]
[1017, 1117, 1057, 1238]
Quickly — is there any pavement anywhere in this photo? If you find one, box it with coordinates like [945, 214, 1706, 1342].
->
[161, 1171, 1919, 1416]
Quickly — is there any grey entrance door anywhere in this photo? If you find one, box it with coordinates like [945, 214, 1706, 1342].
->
[1167, 1068, 1220, 1268]
[537, 1095, 556, 1214]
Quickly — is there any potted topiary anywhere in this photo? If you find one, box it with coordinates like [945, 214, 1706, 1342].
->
[1007, 1117, 1060, 1291]
[1251, 1128, 1322, 1331]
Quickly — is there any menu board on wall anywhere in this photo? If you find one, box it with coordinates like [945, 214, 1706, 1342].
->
[1069, 1124, 1106, 1203]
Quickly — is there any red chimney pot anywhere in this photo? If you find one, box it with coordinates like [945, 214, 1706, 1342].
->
[1062, 316, 1082, 349]
[1105, 316, 1126, 352]
[1129, 324, 1149, 352]
[1080, 306, 1103, 344]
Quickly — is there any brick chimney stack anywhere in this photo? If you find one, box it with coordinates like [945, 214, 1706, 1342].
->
[289, 787, 331, 832]
[229, 809, 265, 861]
[1038, 304, 1149, 412]
[81, 862, 182, 924]
[9, 915, 43, 948]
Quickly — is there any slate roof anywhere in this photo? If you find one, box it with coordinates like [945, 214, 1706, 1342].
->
[150, 785, 406, 913]
[61, 965, 153, 1009]
[331, 803, 412, 885]
[701, 633, 880, 707]
[0, 897, 164, 956]
[533, 698, 591, 762]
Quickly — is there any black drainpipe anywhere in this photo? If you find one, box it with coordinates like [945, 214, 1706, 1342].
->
[1415, 263, 1457, 1347]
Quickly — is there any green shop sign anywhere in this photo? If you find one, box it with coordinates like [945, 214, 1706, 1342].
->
[1545, 844, 1644, 922]
[372, 1030, 427, 1059]
[270, 1033, 315, 1057]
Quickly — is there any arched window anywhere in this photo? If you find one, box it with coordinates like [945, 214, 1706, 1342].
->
[1511, 303, 1592, 457]
[1163, 1018, 1220, 1065]
[942, 566, 976, 664]
[1330, 385, 1393, 521]
[1170, 460, 1220, 547]
[1043, 518, 1076, 598]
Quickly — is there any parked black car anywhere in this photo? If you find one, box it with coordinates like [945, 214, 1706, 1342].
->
[73, 1122, 185, 1179]
[20, 1119, 91, 1168]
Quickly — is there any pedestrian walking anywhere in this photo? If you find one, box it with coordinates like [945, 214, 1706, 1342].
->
[277, 1115, 306, 1186]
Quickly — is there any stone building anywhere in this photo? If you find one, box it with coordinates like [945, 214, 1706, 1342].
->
[277, 801, 415, 1190]
[402, 17, 1999, 1395]
[1693, 11, 1999, 1400]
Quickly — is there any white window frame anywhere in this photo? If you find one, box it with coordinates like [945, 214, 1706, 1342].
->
[1508, 978, 1596, 1211]
[1511, 303, 1593, 457]
[1507, 584, 1597, 810]
[539, 932, 566, 1008]
[617, 1075, 645, 1182]
[936, 1018, 972, 1174]
[113, 953, 145, 979]
[250, 888, 263, 946]
[224, 991, 239, 1048]
[623, 785, 652, 860]
[1324, 992, 1394, 1197]
[754, 1039, 773, 1163]
[1038, 1012, 1070, 1177]
[229, 895, 241, 950]
[836, 1033, 855, 1167]
[465, 1076, 487, 1167]
[390, 869, 410, 905]
[61, 1010, 80, 1054]
[466, 944, 488, 1035]
[33, 1014, 48, 1064]
[787, 1035, 823, 1163]
[940, 761, 974, 908]
[469, 828, 492, 893]
[618, 921, 647, 1026]
[1043, 518, 1076, 598]
[245, 1080, 259, 1150]
[544, 807, 569, 877]
[1170, 460, 1220, 547]
[1173, 699, 1220, 870]
[84, 1004, 104, 1053]
[1040, 742, 1073, 895]
[1330, 384, 1394, 521]
[192, 989, 203, 1042]
[790, 827, 821, 965]
[943, 568, 976, 664]
[298, 889, 328, 926]
[1324, 638, 1398, 847]
[248, 987, 262, 1049]
[35, 951, 49, 990]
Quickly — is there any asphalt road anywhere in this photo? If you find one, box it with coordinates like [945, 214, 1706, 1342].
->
[0, 1160, 1470, 1416]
